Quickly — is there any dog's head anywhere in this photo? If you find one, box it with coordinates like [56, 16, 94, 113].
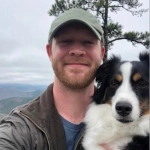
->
[93, 52, 149, 123]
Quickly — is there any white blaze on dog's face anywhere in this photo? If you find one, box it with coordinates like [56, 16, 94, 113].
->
[112, 62, 140, 122]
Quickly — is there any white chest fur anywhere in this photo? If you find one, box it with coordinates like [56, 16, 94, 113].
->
[82, 102, 149, 150]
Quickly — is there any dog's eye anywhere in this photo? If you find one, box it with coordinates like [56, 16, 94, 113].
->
[137, 81, 148, 89]
[109, 81, 119, 88]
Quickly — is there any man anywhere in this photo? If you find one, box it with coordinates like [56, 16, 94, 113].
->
[0, 8, 105, 150]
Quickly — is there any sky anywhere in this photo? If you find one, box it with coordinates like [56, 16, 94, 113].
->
[0, 0, 149, 85]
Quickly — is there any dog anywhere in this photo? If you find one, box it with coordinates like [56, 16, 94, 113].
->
[82, 52, 149, 150]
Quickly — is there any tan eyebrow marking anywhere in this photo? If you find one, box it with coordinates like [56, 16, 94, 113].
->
[133, 73, 141, 82]
[115, 74, 122, 82]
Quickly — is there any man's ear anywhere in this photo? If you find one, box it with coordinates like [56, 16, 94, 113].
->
[46, 44, 52, 61]
[101, 46, 105, 60]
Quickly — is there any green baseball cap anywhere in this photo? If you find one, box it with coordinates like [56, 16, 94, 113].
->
[48, 8, 104, 41]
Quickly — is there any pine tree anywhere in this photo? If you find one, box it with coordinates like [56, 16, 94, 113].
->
[48, 0, 150, 60]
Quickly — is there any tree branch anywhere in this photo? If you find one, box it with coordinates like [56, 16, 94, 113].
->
[109, 37, 149, 48]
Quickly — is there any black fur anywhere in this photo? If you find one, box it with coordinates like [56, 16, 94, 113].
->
[124, 135, 149, 150]
[93, 55, 121, 104]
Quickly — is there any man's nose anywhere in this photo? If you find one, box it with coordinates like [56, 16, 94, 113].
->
[69, 43, 86, 57]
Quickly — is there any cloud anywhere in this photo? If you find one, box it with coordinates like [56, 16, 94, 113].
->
[0, 0, 56, 85]
[0, 0, 149, 85]
[108, 40, 148, 61]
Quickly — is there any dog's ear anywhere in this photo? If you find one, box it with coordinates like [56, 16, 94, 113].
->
[93, 81, 107, 104]
[95, 55, 121, 82]
[93, 55, 121, 104]
[139, 52, 149, 67]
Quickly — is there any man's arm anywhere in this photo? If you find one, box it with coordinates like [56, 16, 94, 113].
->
[0, 115, 32, 150]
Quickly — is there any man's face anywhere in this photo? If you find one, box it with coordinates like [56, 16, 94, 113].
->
[46, 23, 105, 90]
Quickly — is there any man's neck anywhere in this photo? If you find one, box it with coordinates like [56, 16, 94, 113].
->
[53, 79, 94, 124]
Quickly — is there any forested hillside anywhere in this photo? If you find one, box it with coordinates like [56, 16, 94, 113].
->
[0, 84, 47, 114]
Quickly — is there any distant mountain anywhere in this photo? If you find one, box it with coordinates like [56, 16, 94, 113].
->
[0, 97, 33, 114]
[0, 83, 47, 100]
[0, 83, 48, 114]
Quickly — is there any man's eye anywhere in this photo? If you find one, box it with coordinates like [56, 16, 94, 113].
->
[59, 39, 72, 44]
[62, 40, 72, 43]
[84, 41, 94, 44]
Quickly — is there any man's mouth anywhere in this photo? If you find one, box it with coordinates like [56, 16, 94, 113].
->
[65, 62, 89, 68]
[65, 62, 89, 65]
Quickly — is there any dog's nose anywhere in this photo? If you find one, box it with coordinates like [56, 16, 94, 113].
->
[115, 102, 132, 117]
